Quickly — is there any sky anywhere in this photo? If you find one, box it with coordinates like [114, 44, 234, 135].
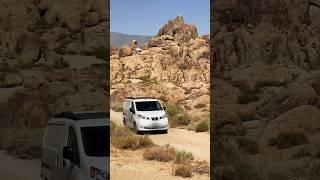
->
[110, 0, 210, 36]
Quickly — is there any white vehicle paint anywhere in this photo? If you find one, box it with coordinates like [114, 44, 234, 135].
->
[40, 112, 109, 180]
[123, 97, 169, 134]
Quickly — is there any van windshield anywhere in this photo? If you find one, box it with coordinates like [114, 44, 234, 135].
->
[81, 126, 109, 157]
[135, 101, 163, 111]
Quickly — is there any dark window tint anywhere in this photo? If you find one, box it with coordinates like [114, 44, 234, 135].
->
[135, 101, 163, 111]
[81, 126, 109, 157]
[44, 124, 67, 149]
[68, 127, 80, 167]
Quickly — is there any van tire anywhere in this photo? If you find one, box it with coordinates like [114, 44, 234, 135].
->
[161, 130, 168, 134]
[134, 122, 141, 135]
[123, 118, 126, 126]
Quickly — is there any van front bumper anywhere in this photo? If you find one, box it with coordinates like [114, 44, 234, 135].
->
[137, 118, 169, 131]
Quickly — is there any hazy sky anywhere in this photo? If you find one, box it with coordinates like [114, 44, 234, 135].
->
[111, 0, 210, 36]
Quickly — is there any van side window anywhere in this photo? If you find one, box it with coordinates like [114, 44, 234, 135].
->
[131, 102, 134, 109]
[68, 127, 80, 167]
[44, 124, 67, 149]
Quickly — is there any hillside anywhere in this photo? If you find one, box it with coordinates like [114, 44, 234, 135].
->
[111, 16, 210, 129]
[110, 32, 152, 47]
[212, 0, 320, 179]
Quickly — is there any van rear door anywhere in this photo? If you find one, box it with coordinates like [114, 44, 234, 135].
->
[42, 123, 68, 180]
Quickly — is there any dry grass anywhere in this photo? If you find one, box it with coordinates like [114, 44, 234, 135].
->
[166, 106, 191, 127]
[111, 124, 153, 150]
[0, 128, 44, 159]
[195, 121, 209, 132]
[175, 150, 194, 163]
[193, 161, 210, 175]
[143, 144, 176, 162]
[174, 163, 193, 178]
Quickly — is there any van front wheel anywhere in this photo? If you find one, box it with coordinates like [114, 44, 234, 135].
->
[123, 118, 127, 126]
[134, 122, 141, 135]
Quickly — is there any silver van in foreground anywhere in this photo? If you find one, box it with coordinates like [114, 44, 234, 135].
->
[40, 111, 109, 180]
[123, 97, 169, 134]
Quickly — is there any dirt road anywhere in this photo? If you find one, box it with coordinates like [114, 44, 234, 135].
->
[0, 151, 40, 180]
[110, 110, 210, 161]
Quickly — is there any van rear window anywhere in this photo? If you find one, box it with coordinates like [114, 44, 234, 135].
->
[81, 126, 109, 157]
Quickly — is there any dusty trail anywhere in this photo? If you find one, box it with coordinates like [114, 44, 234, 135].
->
[110, 110, 210, 161]
[0, 151, 40, 180]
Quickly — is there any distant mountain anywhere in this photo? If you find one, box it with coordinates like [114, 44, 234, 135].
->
[110, 32, 153, 48]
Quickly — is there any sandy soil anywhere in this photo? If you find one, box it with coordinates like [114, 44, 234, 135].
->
[111, 148, 210, 180]
[111, 110, 210, 161]
[110, 110, 210, 179]
[0, 151, 40, 180]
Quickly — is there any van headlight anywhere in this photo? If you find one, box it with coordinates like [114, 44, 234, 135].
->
[90, 166, 108, 180]
[138, 114, 148, 120]
[160, 114, 167, 119]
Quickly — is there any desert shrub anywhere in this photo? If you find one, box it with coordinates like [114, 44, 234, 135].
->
[194, 103, 206, 109]
[174, 163, 193, 178]
[175, 150, 194, 163]
[54, 47, 66, 55]
[0, 128, 44, 159]
[111, 125, 153, 150]
[166, 106, 191, 127]
[139, 75, 151, 82]
[195, 121, 209, 132]
[53, 57, 69, 69]
[269, 132, 308, 149]
[143, 144, 176, 162]
[193, 161, 210, 175]
[111, 102, 123, 112]
[236, 137, 259, 154]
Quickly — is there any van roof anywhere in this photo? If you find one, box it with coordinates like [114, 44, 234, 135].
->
[126, 96, 158, 100]
[49, 111, 109, 127]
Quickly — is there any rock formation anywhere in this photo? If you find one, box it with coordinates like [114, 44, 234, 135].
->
[0, 0, 109, 128]
[111, 16, 209, 127]
[212, 0, 320, 179]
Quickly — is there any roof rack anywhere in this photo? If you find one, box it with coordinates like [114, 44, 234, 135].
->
[127, 96, 156, 100]
[54, 111, 109, 120]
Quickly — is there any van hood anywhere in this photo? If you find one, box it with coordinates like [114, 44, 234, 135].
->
[137, 111, 166, 117]
[85, 156, 109, 173]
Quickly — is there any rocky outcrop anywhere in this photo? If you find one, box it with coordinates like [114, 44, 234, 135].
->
[0, 0, 109, 128]
[111, 16, 209, 125]
[212, 1, 320, 179]
[119, 45, 133, 57]
[157, 16, 198, 44]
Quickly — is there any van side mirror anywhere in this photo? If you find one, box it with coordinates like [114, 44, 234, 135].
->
[130, 107, 135, 114]
[63, 146, 74, 162]
[163, 107, 166, 111]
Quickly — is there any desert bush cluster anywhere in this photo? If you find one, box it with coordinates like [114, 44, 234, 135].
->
[110, 123, 153, 150]
[0, 128, 44, 159]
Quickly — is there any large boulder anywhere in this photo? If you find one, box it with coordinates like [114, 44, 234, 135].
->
[263, 105, 320, 143]
[157, 16, 198, 43]
[8, 88, 48, 128]
[119, 45, 133, 57]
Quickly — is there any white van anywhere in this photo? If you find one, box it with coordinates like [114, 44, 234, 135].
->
[40, 111, 109, 180]
[123, 97, 169, 134]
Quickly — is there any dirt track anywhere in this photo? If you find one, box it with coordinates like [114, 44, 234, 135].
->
[110, 110, 210, 161]
[0, 151, 40, 180]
